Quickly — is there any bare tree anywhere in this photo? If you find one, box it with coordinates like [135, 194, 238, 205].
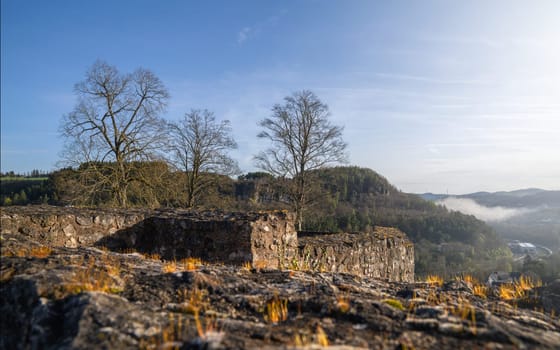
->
[167, 109, 239, 208]
[59, 60, 169, 207]
[255, 90, 347, 230]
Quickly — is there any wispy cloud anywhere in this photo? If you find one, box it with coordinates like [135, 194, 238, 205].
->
[419, 35, 505, 48]
[236, 10, 286, 45]
[237, 27, 251, 44]
[374, 72, 492, 85]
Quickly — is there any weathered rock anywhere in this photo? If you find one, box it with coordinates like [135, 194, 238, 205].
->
[1, 232, 559, 350]
[534, 279, 560, 314]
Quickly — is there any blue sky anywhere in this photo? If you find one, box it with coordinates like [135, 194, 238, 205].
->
[2, 0, 559, 194]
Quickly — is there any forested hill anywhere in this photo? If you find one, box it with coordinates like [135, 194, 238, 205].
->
[306, 166, 499, 245]
[297, 167, 510, 277]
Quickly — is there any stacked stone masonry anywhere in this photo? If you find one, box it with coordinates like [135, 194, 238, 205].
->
[0, 206, 414, 281]
[298, 229, 414, 282]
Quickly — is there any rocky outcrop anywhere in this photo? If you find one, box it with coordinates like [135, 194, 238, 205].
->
[1, 233, 559, 349]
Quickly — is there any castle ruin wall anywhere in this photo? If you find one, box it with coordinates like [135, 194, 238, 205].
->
[1, 206, 413, 281]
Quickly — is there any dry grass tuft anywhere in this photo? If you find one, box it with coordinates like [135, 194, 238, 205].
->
[4, 246, 52, 258]
[336, 294, 351, 313]
[473, 284, 488, 299]
[177, 287, 209, 314]
[181, 257, 203, 271]
[139, 313, 189, 349]
[60, 254, 123, 295]
[120, 248, 137, 254]
[241, 261, 252, 271]
[461, 274, 476, 285]
[144, 253, 161, 261]
[454, 274, 488, 299]
[30, 246, 52, 258]
[265, 294, 288, 324]
[162, 260, 178, 273]
[498, 275, 542, 301]
[194, 310, 220, 340]
[315, 325, 329, 347]
[64, 267, 121, 294]
[100, 253, 121, 276]
[425, 274, 443, 287]
[293, 325, 330, 348]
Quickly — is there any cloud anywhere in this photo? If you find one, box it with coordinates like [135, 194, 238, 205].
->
[374, 72, 492, 85]
[419, 35, 505, 48]
[237, 27, 251, 44]
[436, 197, 530, 222]
[236, 10, 286, 45]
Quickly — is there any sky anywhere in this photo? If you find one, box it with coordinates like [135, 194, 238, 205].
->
[2, 0, 559, 194]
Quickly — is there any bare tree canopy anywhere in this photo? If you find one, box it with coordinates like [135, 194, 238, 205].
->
[255, 90, 347, 229]
[59, 60, 170, 207]
[167, 109, 239, 208]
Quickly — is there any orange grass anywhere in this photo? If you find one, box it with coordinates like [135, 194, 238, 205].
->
[241, 261, 252, 271]
[163, 260, 178, 273]
[64, 267, 121, 294]
[144, 253, 161, 261]
[315, 325, 329, 347]
[499, 275, 542, 301]
[336, 294, 351, 313]
[265, 295, 288, 324]
[473, 284, 488, 299]
[5, 246, 52, 258]
[177, 287, 209, 314]
[30, 246, 52, 258]
[181, 257, 203, 271]
[293, 326, 330, 348]
[425, 274, 444, 287]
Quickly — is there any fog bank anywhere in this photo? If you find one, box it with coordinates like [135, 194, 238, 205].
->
[436, 197, 529, 222]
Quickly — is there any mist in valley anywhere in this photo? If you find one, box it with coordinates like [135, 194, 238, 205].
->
[435, 193, 560, 251]
[436, 197, 532, 222]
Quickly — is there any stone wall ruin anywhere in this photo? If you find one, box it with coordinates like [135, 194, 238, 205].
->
[0, 206, 414, 281]
[298, 229, 414, 282]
